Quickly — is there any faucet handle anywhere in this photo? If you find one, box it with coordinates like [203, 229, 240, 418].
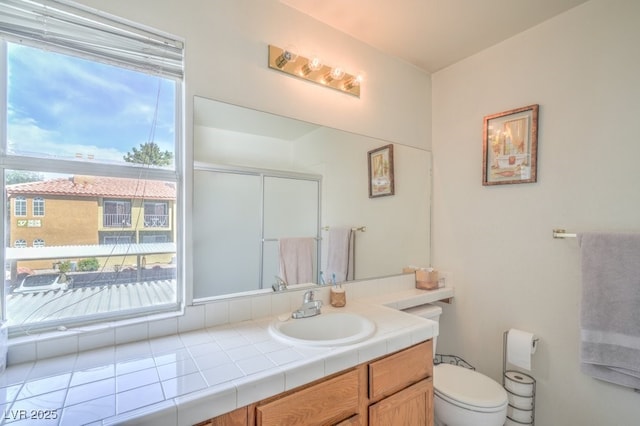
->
[303, 290, 315, 303]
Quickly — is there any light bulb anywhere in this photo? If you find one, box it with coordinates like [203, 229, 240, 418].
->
[308, 56, 323, 71]
[275, 45, 298, 69]
[325, 67, 345, 83]
[344, 74, 363, 90]
[301, 55, 323, 75]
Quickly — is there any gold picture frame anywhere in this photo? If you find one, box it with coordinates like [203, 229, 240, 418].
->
[482, 104, 539, 186]
[368, 144, 395, 198]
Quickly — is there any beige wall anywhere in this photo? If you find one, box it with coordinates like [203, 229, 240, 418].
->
[10, 195, 98, 247]
[432, 0, 640, 424]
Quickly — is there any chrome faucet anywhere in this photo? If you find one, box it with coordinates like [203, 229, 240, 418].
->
[272, 276, 288, 292]
[292, 290, 322, 319]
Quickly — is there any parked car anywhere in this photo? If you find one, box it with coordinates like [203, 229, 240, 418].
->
[13, 273, 71, 293]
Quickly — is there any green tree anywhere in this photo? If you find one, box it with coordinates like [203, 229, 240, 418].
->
[6, 171, 44, 185]
[123, 142, 173, 166]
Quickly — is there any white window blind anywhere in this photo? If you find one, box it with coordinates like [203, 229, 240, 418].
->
[0, 0, 183, 79]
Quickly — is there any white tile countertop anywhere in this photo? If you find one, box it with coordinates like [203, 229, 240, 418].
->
[0, 278, 453, 426]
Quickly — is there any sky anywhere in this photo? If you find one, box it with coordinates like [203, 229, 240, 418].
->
[6, 43, 176, 167]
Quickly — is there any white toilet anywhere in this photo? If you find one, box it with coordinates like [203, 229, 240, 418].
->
[402, 304, 508, 426]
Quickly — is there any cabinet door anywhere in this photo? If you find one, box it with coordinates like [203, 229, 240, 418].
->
[369, 379, 433, 426]
[369, 341, 432, 401]
[194, 406, 248, 426]
[335, 414, 361, 426]
[256, 369, 359, 426]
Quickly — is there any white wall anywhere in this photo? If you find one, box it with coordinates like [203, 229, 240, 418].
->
[431, 0, 640, 424]
[294, 128, 432, 279]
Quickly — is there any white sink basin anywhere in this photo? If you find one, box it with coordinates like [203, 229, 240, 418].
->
[269, 312, 376, 347]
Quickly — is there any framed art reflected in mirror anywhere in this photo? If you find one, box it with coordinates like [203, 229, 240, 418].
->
[368, 144, 395, 197]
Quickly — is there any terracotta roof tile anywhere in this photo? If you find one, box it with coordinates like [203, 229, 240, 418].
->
[6, 176, 175, 199]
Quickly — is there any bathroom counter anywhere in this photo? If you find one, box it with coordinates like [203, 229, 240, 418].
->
[363, 285, 454, 310]
[0, 284, 451, 425]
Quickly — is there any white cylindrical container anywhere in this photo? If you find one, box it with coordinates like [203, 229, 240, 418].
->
[509, 393, 534, 410]
[505, 417, 532, 426]
[504, 370, 535, 396]
[507, 405, 534, 424]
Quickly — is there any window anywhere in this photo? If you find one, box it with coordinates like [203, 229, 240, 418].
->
[1, 1, 183, 333]
[104, 200, 132, 228]
[33, 197, 45, 216]
[144, 202, 169, 227]
[142, 234, 169, 243]
[103, 235, 132, 245]
[14, 196, 26, 216]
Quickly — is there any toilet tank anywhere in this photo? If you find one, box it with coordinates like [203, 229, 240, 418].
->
[402, 304, 442, 354]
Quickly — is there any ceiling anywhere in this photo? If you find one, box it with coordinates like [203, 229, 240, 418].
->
[280, 0, 589, 73]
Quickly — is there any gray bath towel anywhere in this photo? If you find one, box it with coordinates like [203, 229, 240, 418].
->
[578, 232, 640, 390]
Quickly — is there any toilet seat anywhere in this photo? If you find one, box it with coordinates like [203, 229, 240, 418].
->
[434, 364, 508, 413]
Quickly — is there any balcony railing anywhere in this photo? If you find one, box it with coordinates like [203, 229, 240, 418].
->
[144, 214, 169, 228]
[103, 213, 132, 228]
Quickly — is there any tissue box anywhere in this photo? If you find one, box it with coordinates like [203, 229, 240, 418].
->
[415, 269, 439, 290]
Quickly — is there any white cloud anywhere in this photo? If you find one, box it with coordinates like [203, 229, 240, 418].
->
[7, 120, 126, 163]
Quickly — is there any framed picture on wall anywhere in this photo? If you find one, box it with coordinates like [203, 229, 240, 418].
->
[368, 144, 395, 197]
[482, 104, 539, 186]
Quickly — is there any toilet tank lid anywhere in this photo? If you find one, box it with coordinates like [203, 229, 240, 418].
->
[434, 364, 507, 409]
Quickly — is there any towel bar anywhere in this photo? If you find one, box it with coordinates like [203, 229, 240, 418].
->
[263, 237, 321, 242]
[552, 229, 577, 239]
[322, 226, 367, 232]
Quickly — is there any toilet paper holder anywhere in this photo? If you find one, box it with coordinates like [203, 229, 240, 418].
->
[502, 330, 537, 425]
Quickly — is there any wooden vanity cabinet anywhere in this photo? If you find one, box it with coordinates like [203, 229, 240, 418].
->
[195, 407, 248, 426]
[198, 340, 433, 426]
[255, 368, 360, 426]
[368, 340, 433, 426]
[369, 340, 432, 401]
[369, 379, 432, 425]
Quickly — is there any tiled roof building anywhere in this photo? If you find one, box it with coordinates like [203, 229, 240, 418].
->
[7, 175, 176, 199]
[6, 175, 177, 271]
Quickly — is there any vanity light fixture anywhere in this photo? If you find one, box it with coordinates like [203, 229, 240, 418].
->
[268, 44, 362, 97]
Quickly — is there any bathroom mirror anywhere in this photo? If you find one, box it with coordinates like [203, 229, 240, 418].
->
[193, 96, 431, 300]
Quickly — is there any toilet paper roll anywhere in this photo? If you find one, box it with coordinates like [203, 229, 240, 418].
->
[508, 393, 534, 410]
[504, 370, 535, 396]
[505, 418, 532, 426]
[506, 328, 537, 371]
[507, 405, 534, 424]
